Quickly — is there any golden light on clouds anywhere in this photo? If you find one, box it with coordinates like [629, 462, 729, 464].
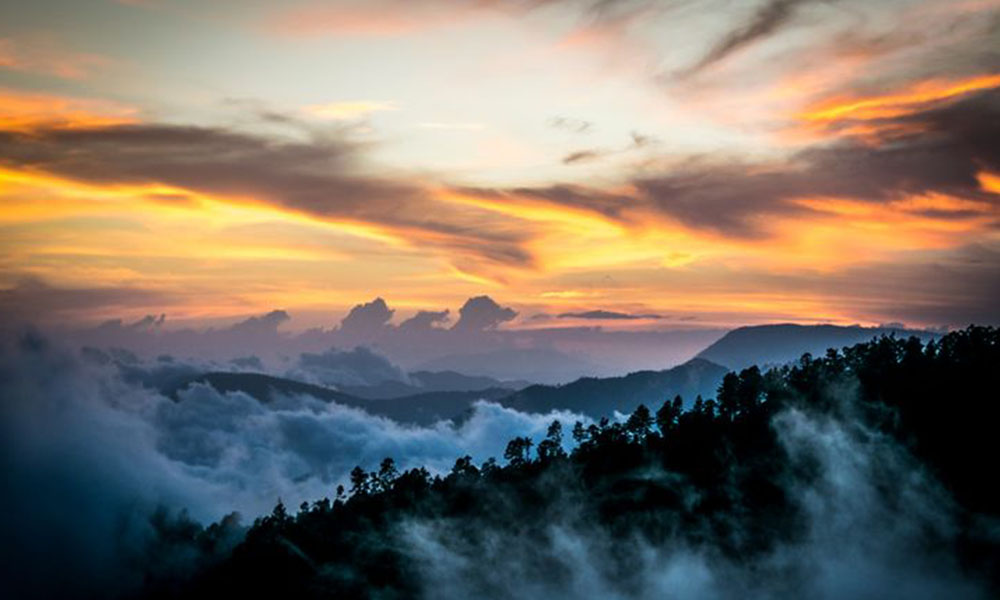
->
[0, 89, 137, 132]
[1, 0, 997, 328]
[979, 171, 1000, 195]
[800, 74, 1000, 124]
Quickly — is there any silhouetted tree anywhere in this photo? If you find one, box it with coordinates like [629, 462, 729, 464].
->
[504, 436, 533, 465]
[537, 420, 566, 461]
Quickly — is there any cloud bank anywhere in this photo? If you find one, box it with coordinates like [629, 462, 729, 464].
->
[0, 329, 590, 598]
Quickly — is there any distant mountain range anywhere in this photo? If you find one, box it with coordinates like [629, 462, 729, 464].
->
[170, 371, 513, 426]
[696, 323, 939, 370]
[169, 358, 728, 424]
[501, 358, 727, 416]
[165, 323, 940, 424]
[339, 370, 530, 400]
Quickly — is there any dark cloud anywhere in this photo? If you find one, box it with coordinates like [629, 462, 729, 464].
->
[94, 314, 166, 334]
[823, 243, 1000, 326]
[630, 131, 654, 148]
[562, 149, 605, 164]
[452, 296, 518, 332]
[0, 123, 534, 268]
[0, 278, 176, 325]
[562, 132, 652, 165]
[637, 88, 1000, 235]
[474, 88, 1000, 237]
[511, 185, 635, 221]
[681, 0, 823, 77]
[557, 310, 662, 320]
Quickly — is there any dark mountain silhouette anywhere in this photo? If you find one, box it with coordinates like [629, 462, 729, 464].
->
[359, 388, 512, 425]
[340, 370, 529, 400]
[169, 372, 509, 426]
[501, 358, 728, 417]
[410, 370, 531, 393]
[696, 323, 938, 370]
[169, 359, 727, 425]
[167, 372, 356, 405]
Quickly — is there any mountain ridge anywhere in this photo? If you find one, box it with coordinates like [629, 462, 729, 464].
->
[696, 323, 939, 370]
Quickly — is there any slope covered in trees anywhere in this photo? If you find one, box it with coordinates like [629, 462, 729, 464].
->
[137, 326, 999, 599]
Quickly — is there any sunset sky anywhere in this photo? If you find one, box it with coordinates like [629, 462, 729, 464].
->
[1, 0, 998, 329]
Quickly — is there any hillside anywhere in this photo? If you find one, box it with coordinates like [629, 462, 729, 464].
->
[135, 326, 1000, 599]
[501, 357, 728, 417]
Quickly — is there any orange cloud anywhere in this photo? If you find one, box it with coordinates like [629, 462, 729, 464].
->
[0, 89, 138, 132]
[978, 171, 1000, 195]
[799, 73, 1000, 124]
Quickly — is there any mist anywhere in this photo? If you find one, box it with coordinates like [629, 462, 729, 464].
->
[1, 324, 995, 599]
[399, 408, 989, 600]
[0, 329, 589, 598]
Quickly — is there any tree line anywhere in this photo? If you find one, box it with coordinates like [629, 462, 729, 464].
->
[136, 326, 1000, 599]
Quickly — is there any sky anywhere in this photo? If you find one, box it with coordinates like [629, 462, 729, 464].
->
[1, 0, 999, 330]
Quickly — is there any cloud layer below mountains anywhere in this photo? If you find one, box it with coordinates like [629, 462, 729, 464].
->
[0, 330, 588, 598]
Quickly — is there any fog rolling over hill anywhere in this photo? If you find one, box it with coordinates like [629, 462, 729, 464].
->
[131, 326, 1000, 599]
[170, 358, 727, 425]
[3, 323, 998, 599]
[696, 323, 940, 370]
[3, 0, 1000, 597]
[173, 371, 513, 426]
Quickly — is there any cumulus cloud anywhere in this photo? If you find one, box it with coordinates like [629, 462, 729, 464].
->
[398, 309, 450, 332]
[452, 295, 518, 332]
[228, 309, 290, 335]
[338, 297, 394, 338]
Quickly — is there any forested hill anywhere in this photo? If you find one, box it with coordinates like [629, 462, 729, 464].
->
[136, 326, 999, 600]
